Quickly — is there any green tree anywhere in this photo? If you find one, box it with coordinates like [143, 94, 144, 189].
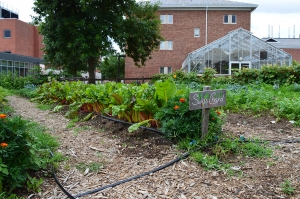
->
[33, 0, 163, 84]
[100, 55, 124, 80]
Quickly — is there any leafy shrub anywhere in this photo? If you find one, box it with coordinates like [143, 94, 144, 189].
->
[0, 87, 8, 108]
[154, 79, 223, 140]
[14, 84, 38, 99]
[0, 114, 59, 192]
[151, 70, 201, 84]
[201, 67, 217, 85]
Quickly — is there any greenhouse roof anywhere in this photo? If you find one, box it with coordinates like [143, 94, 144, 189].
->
[148, 0, 258, 11]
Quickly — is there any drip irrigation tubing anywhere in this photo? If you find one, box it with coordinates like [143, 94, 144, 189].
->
[96, 113, 164, 135]
[49, 114, 300, 199]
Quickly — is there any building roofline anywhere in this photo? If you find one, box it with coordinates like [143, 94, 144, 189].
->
[0, 52, 44, 64]
[149, 0, 258, 12]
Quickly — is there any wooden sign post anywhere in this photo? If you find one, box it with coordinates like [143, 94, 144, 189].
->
[189, 86, 226, 139]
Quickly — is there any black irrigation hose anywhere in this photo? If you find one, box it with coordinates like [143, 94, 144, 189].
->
[49, 150, 76, 199]
[72, 152, 190, 198]
[97, 113, 164, 135]
[50, 113, 300, 198]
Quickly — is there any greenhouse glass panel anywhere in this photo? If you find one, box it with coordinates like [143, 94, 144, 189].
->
[182, 28, 292, 75]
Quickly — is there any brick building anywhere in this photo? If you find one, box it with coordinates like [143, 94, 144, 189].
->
[0, 19, 44, 58]
[125, 0, 258, 78]
[263, 37, 300, 62]
[0, 4, 44, 76]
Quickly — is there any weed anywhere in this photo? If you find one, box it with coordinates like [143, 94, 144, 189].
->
[97, 128, 105, 133]
[66, 121, 75, 128]
[95, 152, 103, 158]
[0, 193, 26, 199]
[266, 161, 274, 167]
[36, 104, 53, 110]
[76, 162, 103, 173]
[281, 179, 295, 195]
[26, 176, 43, 193]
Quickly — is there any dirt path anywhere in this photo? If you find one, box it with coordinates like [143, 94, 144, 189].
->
[7, 95, 300, 199]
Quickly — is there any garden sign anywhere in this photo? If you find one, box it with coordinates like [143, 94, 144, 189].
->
[189, 86, 226, 139]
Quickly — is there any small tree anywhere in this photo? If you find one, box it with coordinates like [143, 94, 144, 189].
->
[33, 0, 163, 84]
[101, 55, 125, 80]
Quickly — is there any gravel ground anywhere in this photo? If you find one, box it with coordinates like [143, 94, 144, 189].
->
[7, 95, 300, 199]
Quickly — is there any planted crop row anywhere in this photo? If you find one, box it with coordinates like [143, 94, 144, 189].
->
[33, 78, 223, 140]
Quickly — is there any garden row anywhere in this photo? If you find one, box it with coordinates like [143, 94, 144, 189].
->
[0, 87, 59, 197]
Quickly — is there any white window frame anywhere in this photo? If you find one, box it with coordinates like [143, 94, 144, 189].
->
[160, 66, 172, 74]
[160, 15, 173, 24]
[224, 15, 237, 24]
[160, 41, 173, 50]
[194, 28, 200, 37]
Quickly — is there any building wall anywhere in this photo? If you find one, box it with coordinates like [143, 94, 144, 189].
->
[0, 18, 44, 59]
[0, 19, 17, 53]
[125, 9, 252, 78]
[283, 48, 300, 62]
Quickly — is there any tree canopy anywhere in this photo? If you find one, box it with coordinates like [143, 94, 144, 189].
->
[100, 55, 125, 80]
[33, 0, 163, 83]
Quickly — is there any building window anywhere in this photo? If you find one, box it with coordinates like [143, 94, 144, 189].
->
[160, 41, 173, 50]
[4, 30, 11, 38]
[194, 28, 200, 37]
[160, 15, 173, 24]
[160, 66, 172, 74]
[224, 15, 236, 24]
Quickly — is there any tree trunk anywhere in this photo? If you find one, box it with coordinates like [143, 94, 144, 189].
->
[87, 57, 96, 84]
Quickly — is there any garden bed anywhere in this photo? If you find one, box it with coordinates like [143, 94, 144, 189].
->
[7, 95, 300, 199]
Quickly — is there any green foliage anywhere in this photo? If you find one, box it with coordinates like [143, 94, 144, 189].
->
[33, 0, 162, 83]
[151, 70, 201, 84]
[101, 55, 125, 79]
[225, 83, 274, 113]
[0, 114, 59, 192]
[26, 176, 43, 193]
[232, 68, 260, 84]
[154, 79, 223, 140]
[222, 82, 300, 124]
[154, 79, 176, 106]
[201, 67, 217, 85]
[232, 65, 300, 85]
[14, 84, 38, 99]
[0, 87, 8, 107]
[0, 72, 28, 90]
[280, 179, 295, 195]
[76, 162, 103, 173]
[191, 138, 272, 173]
[0, 193, 25, 199]
[192, 152, 221, 170]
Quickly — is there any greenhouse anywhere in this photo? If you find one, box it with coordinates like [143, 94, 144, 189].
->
[182, 28, 292, 75]
[0, 52, 44, 76]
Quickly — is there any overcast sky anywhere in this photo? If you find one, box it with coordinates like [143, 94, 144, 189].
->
[1, 0, 300, 39]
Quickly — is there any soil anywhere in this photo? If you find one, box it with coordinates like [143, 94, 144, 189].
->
[6, 95, 300, 199]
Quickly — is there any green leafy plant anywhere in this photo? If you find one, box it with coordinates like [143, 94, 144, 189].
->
[14, 84, 38, 99]
[0, 113, 59, 192]
[0, 193, 26, 199]
[280, 179, 295, 195]
[76, 162, 103, 173]
[26, 176, 43, 193]
[201, 67, 217, 85]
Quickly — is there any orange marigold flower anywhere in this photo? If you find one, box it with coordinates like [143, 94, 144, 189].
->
[179, 98, 186, 103]
[216, 111, 221, 115]
[0, 142, 8, 148]
[173, 75, 177, 78]
[174, 105, 180, 110]
[0, 114, 6, 119]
